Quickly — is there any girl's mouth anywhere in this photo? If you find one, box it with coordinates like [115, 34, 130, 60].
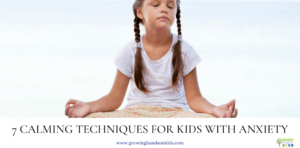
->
[158, 16, 169, 20]
[158, 17, 169, 21]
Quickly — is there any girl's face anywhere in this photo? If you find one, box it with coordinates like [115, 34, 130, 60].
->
[137, 0, 177, 31]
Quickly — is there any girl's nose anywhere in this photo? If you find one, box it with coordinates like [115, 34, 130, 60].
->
[161, 9, 167, 13]
[160, 6, 168, 13]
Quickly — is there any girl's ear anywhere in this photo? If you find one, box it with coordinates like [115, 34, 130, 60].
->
[136, 7, 144, 20]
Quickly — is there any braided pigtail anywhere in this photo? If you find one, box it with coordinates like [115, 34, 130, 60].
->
[171, 5, 184, 92]
[133, 1, 149, 94]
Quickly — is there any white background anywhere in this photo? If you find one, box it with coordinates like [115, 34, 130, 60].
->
[0, 118, 298, 148]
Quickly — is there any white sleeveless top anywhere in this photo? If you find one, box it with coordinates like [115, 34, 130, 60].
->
[113, 33, 202, 111]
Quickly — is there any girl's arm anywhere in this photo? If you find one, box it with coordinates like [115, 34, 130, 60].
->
[183, 67, 237, 117]
[183, 67, 216, 114]
[86, 69, 130, 113]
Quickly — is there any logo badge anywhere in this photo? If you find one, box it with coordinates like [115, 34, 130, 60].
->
[277, 138, 294, 147]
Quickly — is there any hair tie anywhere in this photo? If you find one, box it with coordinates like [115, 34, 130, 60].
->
[136, 42, 142, 48]
[178, 35, 182, 41]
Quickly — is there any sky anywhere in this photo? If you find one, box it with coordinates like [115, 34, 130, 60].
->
[0, 0, 299, 118]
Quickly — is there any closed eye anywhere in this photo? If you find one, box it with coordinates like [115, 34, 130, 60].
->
[153, 5, 173, 9]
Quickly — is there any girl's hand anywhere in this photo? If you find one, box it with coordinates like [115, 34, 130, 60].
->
[212, 99, 238, 118]
[65, 99, 91, 118]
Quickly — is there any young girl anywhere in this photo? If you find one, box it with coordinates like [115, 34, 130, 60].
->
[65, 0, 238, 118]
